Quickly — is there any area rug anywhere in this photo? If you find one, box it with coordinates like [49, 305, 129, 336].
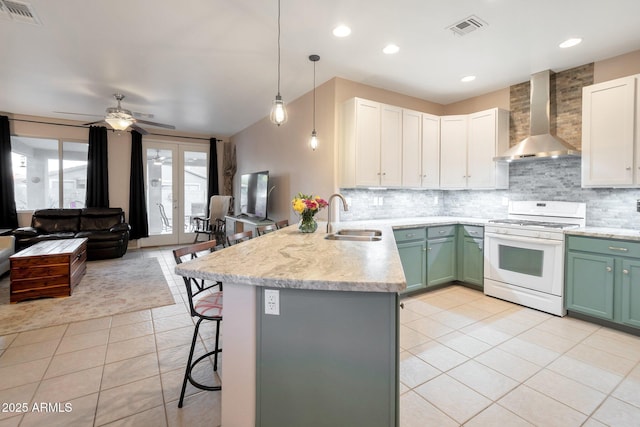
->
[0, 257, 176, 336]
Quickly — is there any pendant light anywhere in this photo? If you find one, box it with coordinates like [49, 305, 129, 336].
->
[309, 54, 320, 150]
[269, 0, 287, 126]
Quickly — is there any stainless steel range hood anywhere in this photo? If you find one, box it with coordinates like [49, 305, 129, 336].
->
[494, 70, 581, 162]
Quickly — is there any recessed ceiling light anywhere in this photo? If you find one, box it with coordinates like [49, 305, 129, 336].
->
[383, 44, 400, 55]
[461, 75, 476, 82]
[559, 38, 582, 48]
[333, 25, 351, 38]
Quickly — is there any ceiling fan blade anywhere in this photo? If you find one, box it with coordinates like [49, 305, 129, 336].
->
[132, 112, 154, 119]
[135, 119, 175, 130]
[130, 123, 149, 135]
[55, 111, 104, 118]
[83, 120, 107, 126]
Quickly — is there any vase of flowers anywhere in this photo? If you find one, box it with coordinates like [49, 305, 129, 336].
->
[292, 193, 328, 233]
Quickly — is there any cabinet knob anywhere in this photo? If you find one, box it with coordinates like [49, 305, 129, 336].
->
[439, 230, 445, 234]
[377, 172, 381, 176]
[608, 246, 629, 252]
[478, 245, 482, 250]
[382, 172, 386, 176]
[626, 166, 632, 171]
[428, 247, 432, 251]
[606, 266, 612, 272]
[623, 269, 629, 275]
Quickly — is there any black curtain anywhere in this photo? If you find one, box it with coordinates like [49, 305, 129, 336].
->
[0, 116, 18, 229]
[128, 130, 149, 239]
[207, 137, 219, 217]
[85, 126, 110, 208]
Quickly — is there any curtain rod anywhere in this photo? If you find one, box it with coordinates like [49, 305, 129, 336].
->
[7, 118, 222, 142]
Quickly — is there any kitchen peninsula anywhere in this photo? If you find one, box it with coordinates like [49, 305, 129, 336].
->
[174, 222, 405, 427]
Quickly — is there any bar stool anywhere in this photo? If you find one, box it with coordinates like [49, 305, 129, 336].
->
[226, 230, 253, 246]
[173, 239, 222, 408]
[275, 219, 289, 229]
[256, 224, 278, 236]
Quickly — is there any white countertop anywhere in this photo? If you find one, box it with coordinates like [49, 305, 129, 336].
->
[566, 226, 640, 241]
[174, 216, 487, 293]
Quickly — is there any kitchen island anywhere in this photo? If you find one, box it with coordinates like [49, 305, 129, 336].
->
[175, 222, 405, 427]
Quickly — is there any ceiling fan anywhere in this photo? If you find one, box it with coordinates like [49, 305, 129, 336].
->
[64, 93, 175, 135]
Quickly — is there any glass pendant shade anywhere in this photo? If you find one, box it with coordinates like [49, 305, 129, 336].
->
[310, 129, 318, 150]
[105, 116, 133, 130]
[270, 94, 288, 126]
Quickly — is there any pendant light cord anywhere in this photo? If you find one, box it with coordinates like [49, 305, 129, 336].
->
[312, 60, 316, 130]
[277, 0, 281, 96]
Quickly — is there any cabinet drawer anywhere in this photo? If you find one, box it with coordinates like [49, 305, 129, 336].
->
[462, 225, 483, 238]
[428, 225, 456, 238]
[567, 236, 640, 258]
[393, 227, 426, 243]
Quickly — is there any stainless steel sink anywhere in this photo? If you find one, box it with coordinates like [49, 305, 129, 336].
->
[335, 229, 382, 237]
[325, 229, 382, 241]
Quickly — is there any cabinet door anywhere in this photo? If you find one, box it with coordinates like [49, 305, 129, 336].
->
[397, 240, 427, 294]
[582, 76, 636, 187]
[566, 251, 615, 320]
[621, 259, 640, 328]
[355, 99, 382, 187]
[380, 104, 403, 187]
[421, 113, 440, 188]
[461, 237, 484, 287]
[439, 115, 468, 189]
[427, 236, 456, 286]
[467, 109, 498, 189]
[402, 109, 423, 187]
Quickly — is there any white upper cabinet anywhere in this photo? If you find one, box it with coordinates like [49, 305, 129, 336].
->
[582, 75, 638, 187]
[440, 109, 508, 190]
[421, 113, 441, 188]
[440, 115, 469, 189]
[468, 108, 509, 189]
[340, 98, 402, 187]
[340, 98, 506, 190]
[380, 104, 403, 187]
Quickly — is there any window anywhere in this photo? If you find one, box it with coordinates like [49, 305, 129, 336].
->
[11, 136, 88, 210]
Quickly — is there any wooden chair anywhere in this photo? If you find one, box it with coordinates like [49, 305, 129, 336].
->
[193, 195, 232, 244]
[172, 239, 222, 407]
[275, 219, 289, 229]
[256, 224, 278, 236]
[226, 230, 253, 246]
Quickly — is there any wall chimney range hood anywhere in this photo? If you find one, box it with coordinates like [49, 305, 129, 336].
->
[494, 70, 581, 162]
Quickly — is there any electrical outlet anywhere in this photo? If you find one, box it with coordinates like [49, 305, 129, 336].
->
[264, 289, 280, 315]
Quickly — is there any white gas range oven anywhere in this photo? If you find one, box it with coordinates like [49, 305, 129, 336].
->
[484, 201, 586, 316]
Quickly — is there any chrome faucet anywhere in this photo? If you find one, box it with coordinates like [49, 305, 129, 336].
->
[326, 193, 349, 233]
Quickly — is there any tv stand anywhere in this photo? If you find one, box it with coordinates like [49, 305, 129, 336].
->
[226, 215, 275, 237]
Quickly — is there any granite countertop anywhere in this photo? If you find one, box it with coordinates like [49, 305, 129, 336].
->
[174, 216, 489, 293]
[565, 226, 640, 241]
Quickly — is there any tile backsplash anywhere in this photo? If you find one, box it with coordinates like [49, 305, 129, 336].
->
[341, 157, 640, 229]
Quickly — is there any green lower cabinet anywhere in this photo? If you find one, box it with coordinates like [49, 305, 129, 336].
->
[566, 251, 615, 320]
[621, 259, 640, 328]
[396, 240, 426, 293]
[427, 236, 456, 287]
[461, 237, 484, 288]
[566, 235, 640, 331]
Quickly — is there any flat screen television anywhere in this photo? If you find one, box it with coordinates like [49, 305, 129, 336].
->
[240, 170, 269, 219]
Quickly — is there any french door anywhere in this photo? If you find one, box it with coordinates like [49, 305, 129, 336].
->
[141, 140, 209, 246]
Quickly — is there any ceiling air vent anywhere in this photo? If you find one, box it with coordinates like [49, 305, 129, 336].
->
[447, 15, 486, 36]
[0, 0, 41, 25]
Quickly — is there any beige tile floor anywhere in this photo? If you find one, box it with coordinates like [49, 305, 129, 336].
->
[0, 246, 639, 426]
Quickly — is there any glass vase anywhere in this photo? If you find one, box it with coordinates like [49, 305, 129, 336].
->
[299, 215, 318, 233]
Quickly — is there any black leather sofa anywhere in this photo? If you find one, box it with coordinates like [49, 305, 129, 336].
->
[13, 208, 130, 260]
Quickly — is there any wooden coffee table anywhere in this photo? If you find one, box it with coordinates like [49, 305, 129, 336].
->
[9, 238, 88, 303]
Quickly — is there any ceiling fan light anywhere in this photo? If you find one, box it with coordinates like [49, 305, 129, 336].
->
[270, 94, 288, 126]
[105, 116, 133, 130]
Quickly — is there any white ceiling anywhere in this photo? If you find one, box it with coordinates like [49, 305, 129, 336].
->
[1, 0, 640, 137]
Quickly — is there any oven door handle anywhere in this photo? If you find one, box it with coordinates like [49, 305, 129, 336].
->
[485, 233, 562, 246]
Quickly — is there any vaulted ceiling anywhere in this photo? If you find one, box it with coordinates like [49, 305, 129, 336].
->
[1, 0, 639, 136]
